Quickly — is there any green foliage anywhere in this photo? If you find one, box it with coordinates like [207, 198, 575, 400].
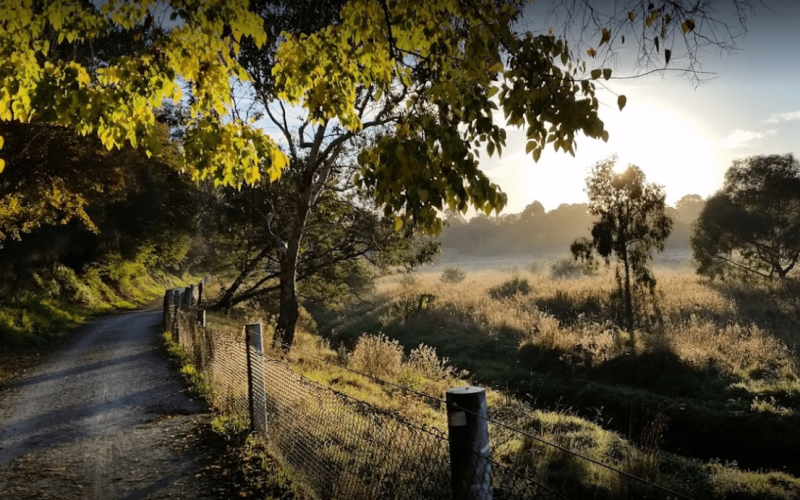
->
[210, 413, 251, 441]
[0, 267, 178, 348]
[162, 330, 212, 399]
[0, 0, 282, 186]
[550, 257, 595, 280]
[0, 121, 203, 297]
[692, 154, 800, 281]
[489, 276, 532, 299]
[439, 266, 466, 283]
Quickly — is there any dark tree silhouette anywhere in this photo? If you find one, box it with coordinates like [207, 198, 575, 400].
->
[692, 154, 800, 280]
[571, 157, 672, 332]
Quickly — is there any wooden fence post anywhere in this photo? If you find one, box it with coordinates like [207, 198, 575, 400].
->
[446, 386, 493, 500]
[172, 289, 182, 342]
[184, 285, 194, 307]
[196, 309, 206, 328]
[163, 290, 170, 327]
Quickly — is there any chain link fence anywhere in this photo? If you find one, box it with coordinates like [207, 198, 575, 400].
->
[163, 286, 693, 500]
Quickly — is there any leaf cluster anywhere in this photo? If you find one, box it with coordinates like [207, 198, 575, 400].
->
[0, 0, 284, 183]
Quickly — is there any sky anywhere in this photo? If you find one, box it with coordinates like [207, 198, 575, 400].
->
[480, 0, 800, 214]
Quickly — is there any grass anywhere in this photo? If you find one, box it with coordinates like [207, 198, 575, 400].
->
[0, 266, 193, 350]
[162, 331, 213, 399]
[302, 262, 800, 498]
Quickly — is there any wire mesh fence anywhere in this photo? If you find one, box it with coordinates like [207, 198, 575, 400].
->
[163, 286, 693, 500]
[261, 355, 452, 499]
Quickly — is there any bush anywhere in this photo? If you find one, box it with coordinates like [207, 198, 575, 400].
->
[550, 258, 594, 279]
[440, 267, 466, 284]
[350, 333, 403, 378]
[489, 277, 531, 299]
[408, 343, 454, 380]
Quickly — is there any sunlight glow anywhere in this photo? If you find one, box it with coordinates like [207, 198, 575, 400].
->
[480, 90, 725, 214]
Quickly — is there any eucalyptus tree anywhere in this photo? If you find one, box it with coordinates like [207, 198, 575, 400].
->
[571, 158, 672, 331]
[692, 154, 800, 280]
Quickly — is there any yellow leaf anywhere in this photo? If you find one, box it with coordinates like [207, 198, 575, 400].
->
[48, 9, 63, 31]
[394, 217, 404, 231]
[0, 135, 4, 150]
[0, 158, 5, 173]
[617, 95, 627, 111]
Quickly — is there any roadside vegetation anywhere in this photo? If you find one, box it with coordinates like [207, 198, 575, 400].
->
[161, 330, 310, 499]
[304, 264, 800, 498]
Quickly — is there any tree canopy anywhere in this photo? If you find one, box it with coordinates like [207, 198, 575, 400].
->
[692, 154, 800, 280]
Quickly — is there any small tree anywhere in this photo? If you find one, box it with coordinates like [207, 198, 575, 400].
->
[692, 154, 800, 280]
[571, 157, 672, 331]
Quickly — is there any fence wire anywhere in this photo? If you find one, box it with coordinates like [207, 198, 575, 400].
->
[164, 291, 693, 500]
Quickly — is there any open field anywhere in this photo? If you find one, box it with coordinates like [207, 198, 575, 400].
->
[307, 260, 800, 496]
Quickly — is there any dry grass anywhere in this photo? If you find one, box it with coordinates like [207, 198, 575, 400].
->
[374, 266, 799, 397]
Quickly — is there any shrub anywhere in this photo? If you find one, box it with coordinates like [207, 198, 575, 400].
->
[408, 343, 454, 380]
[440, 267, 466, 284]
[350, 332, 403, 378]
[550, 257, 594, 279]
[489, 277, 532, 299]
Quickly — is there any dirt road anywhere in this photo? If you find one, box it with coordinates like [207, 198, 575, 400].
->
[0, 309, 228, 499]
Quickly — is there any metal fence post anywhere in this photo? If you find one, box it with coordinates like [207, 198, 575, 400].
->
[245, 322, 267, 434]
[446, 386, 493, 500]
[197, 281, 204, 306]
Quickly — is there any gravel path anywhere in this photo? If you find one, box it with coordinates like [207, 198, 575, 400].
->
[0, 309, 227, 499]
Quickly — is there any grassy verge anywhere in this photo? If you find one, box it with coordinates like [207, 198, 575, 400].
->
[0, 266, 192, 350]
[161, 330, 309, 499]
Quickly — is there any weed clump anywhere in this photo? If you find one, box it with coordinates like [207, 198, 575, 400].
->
[489, 276, 532, 299]
[407, 343, 455, 380]
[351, 332, 403, 378]
[440, 266, 466, 283]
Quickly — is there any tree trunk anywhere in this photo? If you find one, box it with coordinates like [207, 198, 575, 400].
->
[274, 249, 300, 349]
[622, 246, 634, 336]
[272, 205, 309, 350]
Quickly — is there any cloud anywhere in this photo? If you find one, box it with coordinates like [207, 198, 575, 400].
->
[764, 109, 800, 124]
[719, 129, 777, 149]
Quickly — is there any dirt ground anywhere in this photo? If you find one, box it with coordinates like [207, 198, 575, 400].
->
[0, 309, 239, 499]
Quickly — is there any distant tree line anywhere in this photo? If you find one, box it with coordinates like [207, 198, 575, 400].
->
[438, 193, 703, 258]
